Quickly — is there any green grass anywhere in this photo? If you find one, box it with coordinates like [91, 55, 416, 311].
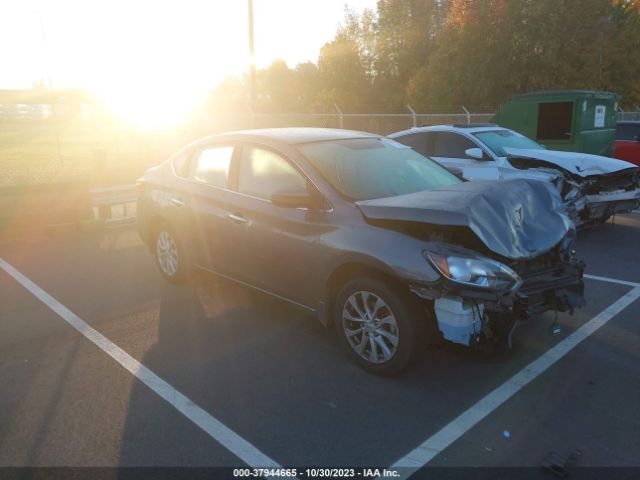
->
[0, 120, 182, 187]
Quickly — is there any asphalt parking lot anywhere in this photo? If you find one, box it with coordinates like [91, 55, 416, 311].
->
[1, 213, 639, 476]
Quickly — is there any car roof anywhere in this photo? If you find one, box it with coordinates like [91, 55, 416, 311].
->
[195, 127, 380, 146]
[388, 125, 508, 137]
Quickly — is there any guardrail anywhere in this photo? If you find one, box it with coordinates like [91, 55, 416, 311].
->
[0, 183, 138, 239]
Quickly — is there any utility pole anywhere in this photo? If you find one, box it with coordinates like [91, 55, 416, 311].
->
[248, 0, 256, 110]
[37, 9, 52, 89]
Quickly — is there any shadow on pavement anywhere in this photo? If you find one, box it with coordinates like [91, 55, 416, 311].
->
[115, 269, 601, 466]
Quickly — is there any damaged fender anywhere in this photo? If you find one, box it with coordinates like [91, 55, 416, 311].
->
[505, 147, 640, 225]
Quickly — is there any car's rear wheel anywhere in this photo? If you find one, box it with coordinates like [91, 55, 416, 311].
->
[154, 225, 189, 283]
[334, 276, 426, 376]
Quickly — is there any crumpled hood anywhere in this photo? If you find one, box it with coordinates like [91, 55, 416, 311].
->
[356, 179, 573, 260]
[504, 147, 637, 177]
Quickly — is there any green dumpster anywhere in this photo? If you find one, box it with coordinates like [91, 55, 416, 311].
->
[492, 90, 619, 157]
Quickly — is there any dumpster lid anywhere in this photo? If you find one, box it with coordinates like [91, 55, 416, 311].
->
[511, 89, 618, 100]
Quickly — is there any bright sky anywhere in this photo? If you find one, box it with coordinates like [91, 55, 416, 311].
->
[0, 0, 376, 127]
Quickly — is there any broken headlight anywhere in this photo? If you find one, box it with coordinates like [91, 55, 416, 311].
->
[425, 249, 522, 291]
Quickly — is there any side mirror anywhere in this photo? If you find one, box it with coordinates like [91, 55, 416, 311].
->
[271, 188, 314, 209]
[465, 147, 485, 160]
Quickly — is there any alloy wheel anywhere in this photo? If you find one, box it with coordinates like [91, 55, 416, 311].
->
[342, 290, 399, 364]
[156, 230, 179, 277]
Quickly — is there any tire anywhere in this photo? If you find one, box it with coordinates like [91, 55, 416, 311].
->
[153, 224, 190, 283]
[334, 275, 427, 376]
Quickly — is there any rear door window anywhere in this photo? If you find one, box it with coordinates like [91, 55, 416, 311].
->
[394, 132, 428, 155]
[189, 145, 234, 188]
[432, 132, 478, 158]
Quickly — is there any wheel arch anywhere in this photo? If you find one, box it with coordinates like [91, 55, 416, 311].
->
[322, 259, 403, 328]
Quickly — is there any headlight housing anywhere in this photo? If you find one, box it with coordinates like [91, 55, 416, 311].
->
[424, 248, 522, 291]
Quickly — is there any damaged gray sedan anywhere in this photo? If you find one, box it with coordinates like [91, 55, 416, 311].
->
[137, 128, 585, 376]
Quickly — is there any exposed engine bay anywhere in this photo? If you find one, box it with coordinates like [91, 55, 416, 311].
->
[411, 242, 585, 350]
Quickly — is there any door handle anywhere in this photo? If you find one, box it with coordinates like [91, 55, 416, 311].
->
[226, 213, 248, 224]
[170, 197, 185, 207]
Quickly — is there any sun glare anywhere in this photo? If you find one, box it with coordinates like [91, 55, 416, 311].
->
[1, 0, 378, 130]
[96, 82, 207, 131]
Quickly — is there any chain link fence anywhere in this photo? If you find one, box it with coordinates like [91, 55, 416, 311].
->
[192, 111, 495, 137]
[618, 111, 640, 122]
[0, 108, 637, 188]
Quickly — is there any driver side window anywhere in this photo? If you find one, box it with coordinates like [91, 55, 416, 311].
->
[432, 132, 482, 159]
[238, 146, 307, 200]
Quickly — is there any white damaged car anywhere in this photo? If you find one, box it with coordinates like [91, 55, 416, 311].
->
[389, 125, 640, 226]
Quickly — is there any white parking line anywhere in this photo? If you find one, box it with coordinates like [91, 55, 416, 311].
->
[387, 287, 640, 478]
[0, 258, 280, 468]
[584, 273, 640, 288]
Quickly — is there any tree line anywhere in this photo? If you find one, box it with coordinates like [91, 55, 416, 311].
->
[203, 0, 640, 115]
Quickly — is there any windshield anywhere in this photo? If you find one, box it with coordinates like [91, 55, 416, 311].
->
[474, 129, 545, 157]
[297, 138, 460, 201]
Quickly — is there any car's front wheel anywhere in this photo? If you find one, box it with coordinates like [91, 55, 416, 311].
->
[154, 225, 189, 283]
[334, 276, 426, 376]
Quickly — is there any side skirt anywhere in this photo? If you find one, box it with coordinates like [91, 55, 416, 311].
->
[193, 263, 317, 313]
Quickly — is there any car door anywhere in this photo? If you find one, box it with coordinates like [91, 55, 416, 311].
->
[181, 143, 239, 274]
[428, 131, 501, 180]
[224, 143, 323, 308]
